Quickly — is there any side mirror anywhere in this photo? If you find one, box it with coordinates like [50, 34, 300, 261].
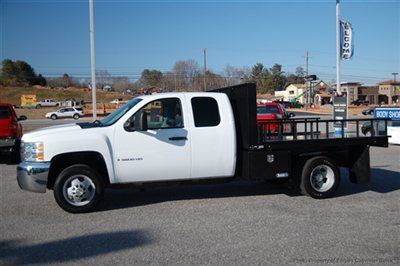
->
[134, 110, 148, 131]
[288, 112, 296, 118]
[18, 115, 27, 121]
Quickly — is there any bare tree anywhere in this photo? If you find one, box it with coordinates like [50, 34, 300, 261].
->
[96, 69, 112, 89]
[222, 65, 249, 86]
[112, 77, 132, 92]
[172, 59, 201, 91]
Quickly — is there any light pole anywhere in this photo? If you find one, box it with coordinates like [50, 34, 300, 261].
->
[89, 0, 97, 120]
[203, 48, 207, 91]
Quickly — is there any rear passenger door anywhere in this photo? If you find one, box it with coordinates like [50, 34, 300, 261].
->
[189, 95, 236, 178]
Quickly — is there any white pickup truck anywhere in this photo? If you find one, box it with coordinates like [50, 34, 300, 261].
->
[36, 99, 60, 108]
[17, 84, 389, 213]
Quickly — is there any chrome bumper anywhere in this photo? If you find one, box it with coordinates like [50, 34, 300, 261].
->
[17, 162, 51, 193]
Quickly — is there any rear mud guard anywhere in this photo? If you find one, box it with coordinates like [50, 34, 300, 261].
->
[349, 146, 371, 185]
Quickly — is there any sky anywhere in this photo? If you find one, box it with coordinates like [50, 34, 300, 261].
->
[1, 0, 399, 85]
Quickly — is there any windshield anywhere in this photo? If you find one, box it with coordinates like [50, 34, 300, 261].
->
[101, 98, 142, 126]
[257, 106, 280, 114]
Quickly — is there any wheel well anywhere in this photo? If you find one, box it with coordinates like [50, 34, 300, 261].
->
[47, 151, 109, 189]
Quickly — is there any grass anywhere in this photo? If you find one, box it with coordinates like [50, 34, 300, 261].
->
[0, 86, 132, 106]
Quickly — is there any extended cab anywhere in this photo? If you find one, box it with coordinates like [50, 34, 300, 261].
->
[36, 99, 60, 108]
[17, 84, 389, 213]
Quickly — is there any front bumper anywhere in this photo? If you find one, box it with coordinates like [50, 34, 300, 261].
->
[17, 162, 51, 193]
[0, 138, 16, 149]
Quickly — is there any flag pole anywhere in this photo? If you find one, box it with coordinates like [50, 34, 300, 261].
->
[336, 0, 341, 95]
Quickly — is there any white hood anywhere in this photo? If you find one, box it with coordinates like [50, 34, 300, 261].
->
[22, 123, 81, 142]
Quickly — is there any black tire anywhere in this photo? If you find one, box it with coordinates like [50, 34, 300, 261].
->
[53, 164, 104, 213]
[36, 104, 41, 109]
[73, 114, 80, 120]
[51, 114, 57, 120]
[300, 156, 340, 199]
[7, 144, 20, 164]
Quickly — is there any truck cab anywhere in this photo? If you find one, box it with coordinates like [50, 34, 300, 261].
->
[17, 92, 237, 212]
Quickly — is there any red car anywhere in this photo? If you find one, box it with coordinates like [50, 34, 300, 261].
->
[257, 102, 295, 133]
[0, 103, 26, 161]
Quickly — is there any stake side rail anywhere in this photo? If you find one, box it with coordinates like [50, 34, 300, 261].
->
[256, 118, 389, 145]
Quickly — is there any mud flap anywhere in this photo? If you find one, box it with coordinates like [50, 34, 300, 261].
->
[349, 146, 371, 185]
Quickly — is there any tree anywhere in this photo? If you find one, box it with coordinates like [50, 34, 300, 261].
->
[112, 77, 132, 92]
[96, 69, 112, 89]
[172, 59, 201, 90]
[268, 63, 286, 91]
[222, 65, 248, 86]
[1, 59, 18, 86]
[139, 69, 163, 87]
[1, 59, 42, 86]
[14, 60, 36, 85]
[47, 73, 79, 88]
[249, 63, 270, 93]
[197, 70, 225, 90]
[286, 66, 306, 85]
[36, 74, 47, 86]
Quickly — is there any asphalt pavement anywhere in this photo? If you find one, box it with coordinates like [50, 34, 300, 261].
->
[0, 146, 399, 265]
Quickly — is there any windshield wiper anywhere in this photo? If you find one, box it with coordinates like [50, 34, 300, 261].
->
[93, 120, 103, 127]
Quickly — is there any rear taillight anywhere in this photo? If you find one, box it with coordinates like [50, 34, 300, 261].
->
[9, 120, 19, 136]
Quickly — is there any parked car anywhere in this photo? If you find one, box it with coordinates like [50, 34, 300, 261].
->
[45, 107, 84, 120]
[257, 102, 295, 133]
[36, 99, 60, 108]
[362, 107, 375, 116]
[351, 99, 369, 106]
[0, 103, 27, 161]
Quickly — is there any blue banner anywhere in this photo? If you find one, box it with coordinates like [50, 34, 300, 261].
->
[375, 108, 400, 120]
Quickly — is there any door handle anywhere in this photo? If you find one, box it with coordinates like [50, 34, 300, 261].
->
[169, 136, 187, 141]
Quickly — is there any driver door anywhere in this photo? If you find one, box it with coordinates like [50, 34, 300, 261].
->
[113, 96, 191, 183]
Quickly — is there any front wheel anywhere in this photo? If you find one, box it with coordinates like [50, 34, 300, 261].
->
[300, 156, 340, 199]
[73, 114, 80, 120]
[53, 164, 104, 213]
[51, 114, 57, 120]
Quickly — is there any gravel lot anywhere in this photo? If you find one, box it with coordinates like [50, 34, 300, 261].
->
[0, 146, 399, 265]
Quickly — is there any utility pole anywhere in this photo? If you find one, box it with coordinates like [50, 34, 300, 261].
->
[203, 48, 207, 91]
[305, 50, 310, 76]
[392, 72, 398, 82]
[89, 0, 97, 120]
[304, 51, 311, 106]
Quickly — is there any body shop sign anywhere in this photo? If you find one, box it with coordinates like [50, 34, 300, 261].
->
[375, 108, 400, 120]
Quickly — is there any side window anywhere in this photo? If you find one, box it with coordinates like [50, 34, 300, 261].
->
[191, 97, 220, 127]
[125, 98, 183, 131]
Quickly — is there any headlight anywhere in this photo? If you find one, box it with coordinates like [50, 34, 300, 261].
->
[21, 142, 44, 162]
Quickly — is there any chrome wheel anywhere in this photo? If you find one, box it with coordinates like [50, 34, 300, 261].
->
[310, 165, 335, 193]
[62, 175, 96, 206]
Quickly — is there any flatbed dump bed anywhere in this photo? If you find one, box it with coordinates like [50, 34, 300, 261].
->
[211, 83, 389, 192]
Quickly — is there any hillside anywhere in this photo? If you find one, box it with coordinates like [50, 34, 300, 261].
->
[0, 86, 132, 106]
